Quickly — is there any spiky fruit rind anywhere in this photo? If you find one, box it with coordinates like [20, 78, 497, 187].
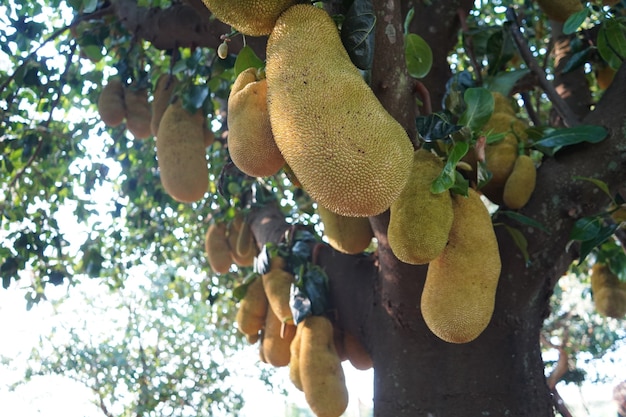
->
[228, 68, 285, 177]
[201, 0, 297, 36]
[421, 189, 502, 344]
[97, 79, 126, 127]
[266, 4, 413, 217]
[388, 149, 454, 265]
[156, 101, 209, 202]
[300, 316, 349, 417]
[503, 155, 537, 209]
[317, 206, 373, 254]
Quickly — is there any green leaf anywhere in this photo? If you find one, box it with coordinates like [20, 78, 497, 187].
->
[341, 0, 376, 70]
[483, 69, 531, 96]
[182, 85, 209, 112]
[533, 125, 608, 156]
[561, 47, 593, 73]
[504, 225, 530, 266]
[573, 176, 613, 200]
[486, 28, 515, 75]
[415, 113, 462, 142]
[476, 159, 493, 189]
[570, 216, 602, 241]
[403, 7, 415, 35]
[578, 223, 619, 264]
[563, 8, 589, 35]
[405, 33, 433, 79]
[458, 87, 494, 131]
[498, 210, 550, 233]
[597, 20, 626, 70]
[450, 171, 469, 196]
[431, 141, 469, 194]
[233, 45, 264, 76]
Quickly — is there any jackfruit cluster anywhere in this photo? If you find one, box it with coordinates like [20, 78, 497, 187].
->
[97, 79, 153, 139]
[204, 213, 259, 274]
[590, 263, 626, 319]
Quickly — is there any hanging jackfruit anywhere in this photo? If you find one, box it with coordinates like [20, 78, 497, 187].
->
[150, 74, 179, 136]
[299, 315, 349, 417]
[266, 4, 414, 217]
[421, 189, 501, 344]
[262, 256, 294, 324]
[236, 276, 268, 338]
[591, 263, 626, 319]
[503, 154, 537, 209]
[200, 0, 297, 36]
[227, 68, 285, 177]
[388, 149, 454, 265]
[156, 100, 209, 202]
[97, 78, 126, 127]
[289, 322, 304, 391]
[227, 213, 257, 267]
[205, 222, 233, 274]
[343, 331, 373, 371]
[261, 307, 296, 367]
[124, 85, 152, 139]
[317, 205, 373, 254]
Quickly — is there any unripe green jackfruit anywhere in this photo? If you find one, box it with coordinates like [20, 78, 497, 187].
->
[200, 0, 297, 36]
[503, 154, 537, 209]
[388, 149, 454, 265]
[266, 4, 414, 217]
[421, 189, 501, 344]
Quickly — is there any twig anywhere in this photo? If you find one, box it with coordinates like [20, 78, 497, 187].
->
[520, 91, 541, 126]
[458, 8, 483, 85]
[414, 80, 432, 116]
[505, 7, 581, 127]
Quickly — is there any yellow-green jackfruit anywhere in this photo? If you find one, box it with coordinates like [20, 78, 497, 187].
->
[97, 79, 126, 127]
[156, 100, 209, 202]
[266, 4, 414, 217]
[124, 86, 152, 139]
[421, 189, 501, 344]
[317, 205, 373, 254]
[503, 154, 537, 209]
[200, 0, 297, 36]
[591, 263, 626, 319]
[227, 68, 285, 177]
[388, 149, 454, 265]
[236, 276, 268, 338]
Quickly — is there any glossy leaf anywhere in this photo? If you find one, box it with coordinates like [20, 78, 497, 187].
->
[563, 8, 589, 35]
[233, 45, 264, 76]
[405, 33, 433, 78]
[533, 125, 608, 156]
[341, 0, 376, 70]
[458, 87, 494, 130]
[431, 141, 469, 194]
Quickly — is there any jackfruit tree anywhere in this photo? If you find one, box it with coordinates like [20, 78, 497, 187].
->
[1, 0, 626, 416]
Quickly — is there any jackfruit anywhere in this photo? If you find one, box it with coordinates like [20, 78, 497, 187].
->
[300, 315, 349, 417]
[156, 100, 209, 202]
[317, 205, 373, 254]
[151, 74, 179, 136]
[262, 307, 296, 367]
[480, 134, 519, 205]
[343, 331, 372, 371]
[492, 92, 515, 116]
[262, 256, 294, 324]
[596, 65, 616, 90]
[289, 322, 303, 391]
[535, 0, 584, 22]
[227, 68, 285, 177]
[388, 149, 454, 265]
[503, 154, 537, 209]
[421, 189, 501, 344]
[205, 222, 233, 274]
[483, 112, 527, 141]
[236, 276, 268, 337]
[227, 214, 257, 267]
[200, 0, 297, 36]
[591, 263, 626, 319]
[266, 4, 414, 217]
[97, 79, 126, 127]
[124, 86, 152, 139]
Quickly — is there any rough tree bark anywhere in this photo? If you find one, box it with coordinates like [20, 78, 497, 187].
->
[107, 1, 626, 415]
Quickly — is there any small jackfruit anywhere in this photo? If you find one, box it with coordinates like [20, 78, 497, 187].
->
[156, 100, 209, 202]
[317, 206, 373, 254]
[200, 0, 297, 36]
[289, 322, 304, 391]
[503, 154, 537, 209]
[591, 263, 626, 318]
[151, 74, 179, 136]
[124, 86, 152, 139]
[227, 214, 257, 267]
[388, 149, 454, 265]
[97, 79, 126, 127]
[300, 315, 349, 417]
[421, 189, 501, 344]
[262, 307, 296, 367]
[227, 68, 285, 177]
[480, 134, 519, 205]
[266, 4, 414, 217]
[343, 331, 372, 371]
[535, 0, 584, 22]
[205, 222, 233, 274]
[262, 261, 294, 324]
[236, 276, 268, 337]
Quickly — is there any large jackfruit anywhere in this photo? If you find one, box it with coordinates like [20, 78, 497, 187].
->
[421, 189, 501, 344]
[388, 149, 454, 265]
[156, 100, 209, 202]
[266, 4, 414, 217]
[97, 79, 126, 127]
[227, 68, 285, 177]
[317, 205, 373, 254]
[591, 263, 626, 319]
[200, 0, 297, 36]
[299, 315, 349, 417]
